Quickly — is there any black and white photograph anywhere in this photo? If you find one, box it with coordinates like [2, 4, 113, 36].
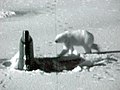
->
[0, 0, 120, 90]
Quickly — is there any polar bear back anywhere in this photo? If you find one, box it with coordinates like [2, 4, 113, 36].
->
[67, 30, 94, 46]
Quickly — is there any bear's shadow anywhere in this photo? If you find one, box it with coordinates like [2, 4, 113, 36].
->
[29, 56, 84, 72]
[2, 55, 117, 73]
[29, 55, 118, 72]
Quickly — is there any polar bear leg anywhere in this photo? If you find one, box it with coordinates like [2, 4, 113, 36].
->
[83, 45, 92, 53]
[58, 44, 70, 57]
[68, 46, 74, 55]
[58, 49, 69, 57]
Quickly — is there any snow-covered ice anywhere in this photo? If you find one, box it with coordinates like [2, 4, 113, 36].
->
[0, 0, 120, 90]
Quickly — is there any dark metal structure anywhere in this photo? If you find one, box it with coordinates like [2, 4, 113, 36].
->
[18, 30, 34, 70]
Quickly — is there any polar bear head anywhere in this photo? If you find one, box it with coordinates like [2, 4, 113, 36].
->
[55, 31, 68, 43]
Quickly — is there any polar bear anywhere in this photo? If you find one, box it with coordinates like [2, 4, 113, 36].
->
[55, 30, 100, 57]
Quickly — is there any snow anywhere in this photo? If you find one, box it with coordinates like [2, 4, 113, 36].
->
[0, 9, 16, 18]
[0, 0, 120, 90]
